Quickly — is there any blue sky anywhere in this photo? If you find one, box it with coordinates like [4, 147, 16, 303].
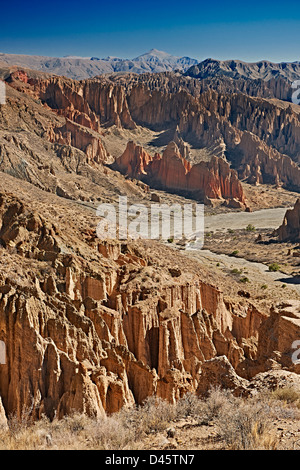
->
[1, 0, 300, 62]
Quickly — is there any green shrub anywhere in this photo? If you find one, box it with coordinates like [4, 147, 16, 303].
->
[230, 250, 239, 257]
[231, 268, 241, 274]
[268, 263, 280, 272]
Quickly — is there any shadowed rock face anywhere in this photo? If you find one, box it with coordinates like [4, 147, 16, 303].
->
[185, 58, 300, 83]
[276, 198, 300, 241]
[113, 141, 246, 206]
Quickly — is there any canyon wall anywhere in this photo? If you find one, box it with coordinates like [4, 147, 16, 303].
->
[7, 70, 300, 192]
[114, 141, 246, 206]
[0, 187, 282, 420]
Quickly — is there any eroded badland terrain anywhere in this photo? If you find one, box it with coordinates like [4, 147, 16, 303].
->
[1, 60, 300, 449]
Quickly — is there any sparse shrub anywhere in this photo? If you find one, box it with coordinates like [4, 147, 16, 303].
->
[85, 416, 136, 450]
[175, 392, 203, 419]
[231, 268, 241, 275]
[136, 396, 176, 434]
[167, 237, 174, 243]
[246, 224, 256, 232]
[217, 399, 277, 450]
[270, 387, 300, 407]
[268, 263, 281, 272]
[201, 387, 234, 424]
[261, 284, 268, 289]
[240, 276, 250, 283]
[230, 250, 239, 257]
[228, 229, 235, 234]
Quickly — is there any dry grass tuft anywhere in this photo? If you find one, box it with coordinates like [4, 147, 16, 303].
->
[3, 387, 300, 450]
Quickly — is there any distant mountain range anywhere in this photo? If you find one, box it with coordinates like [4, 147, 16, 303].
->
[0, 49, 198, 80]
[1, 50, 300, 83]
[185, 58, 300, 82]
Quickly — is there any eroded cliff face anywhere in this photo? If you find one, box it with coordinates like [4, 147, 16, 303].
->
[47, 119, 110, 166]
[0, 182, 286, 420]
[7, 69, 300, 193]
[127, 84, 300, 190]
[114, 141, 246, 206]
[276, 198, 300, 241]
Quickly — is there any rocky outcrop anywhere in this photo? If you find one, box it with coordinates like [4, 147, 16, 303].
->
[1, 173, 300, 423]
[235, 132, 300, 188]
[28, 76, 137, 131]
[196, 355, 249, 397]
[112, 140, 153, 177]
[114, 141, 246, 206]
[276, 199, 300, 241]
[48, 119, 110, 165]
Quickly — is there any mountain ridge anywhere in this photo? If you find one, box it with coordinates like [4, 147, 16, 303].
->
[185, 58, 300, 82]
[0, 49, 198, 80]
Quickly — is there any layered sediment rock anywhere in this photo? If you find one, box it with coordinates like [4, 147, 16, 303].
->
[27, 75, 136, 131]
[114, 141, 246, 206]
[48, 119, 110, 165]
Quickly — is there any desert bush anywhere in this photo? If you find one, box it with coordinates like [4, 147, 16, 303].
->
[231, 268, 242, 275]
[84, 415, 136, 450]
[175, 392, 204, 419]
[230, 250, 239, 257]
[268, 262, 281, 272]
[200, 387, 234, 424]
[217, 398, 277, 450]
[136, 396, 176, 434]
[269, 387, 300, 407]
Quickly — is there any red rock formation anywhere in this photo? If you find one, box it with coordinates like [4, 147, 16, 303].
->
[114, 141, 246, 206]
[187, 156, 245, 202]
[127, 84, 300, 191]
[0, 189, 266, 420]
[7, 70, 29, 84]
[113, 141, 153, 177]
[27, 76, 137, 131]
[148, 141, 191, 191]
[1, 177, 300, 421]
